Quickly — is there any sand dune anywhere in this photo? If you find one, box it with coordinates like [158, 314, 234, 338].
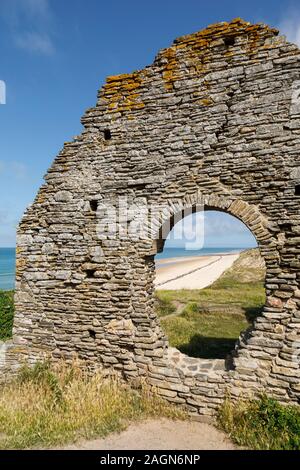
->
[155, 253, 239, 290]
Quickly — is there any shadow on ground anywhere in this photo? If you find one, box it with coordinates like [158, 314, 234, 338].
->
[178, 335, 237, 359]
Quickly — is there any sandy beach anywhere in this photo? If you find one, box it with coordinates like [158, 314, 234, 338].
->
[155, 253, 239, 290]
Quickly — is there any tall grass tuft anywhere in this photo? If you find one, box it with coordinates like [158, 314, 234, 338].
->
[0, 360, 185, 449]
[218, 395, 300, 450]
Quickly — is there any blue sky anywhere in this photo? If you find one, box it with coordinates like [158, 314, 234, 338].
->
[165, 211, 257, 249]
[0, 0, 299, 248]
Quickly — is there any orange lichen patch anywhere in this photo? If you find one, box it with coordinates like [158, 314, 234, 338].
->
[101, 19, 280, 106]
[102, 71, 145, 113]
[174, 18, 277, 44]
[106, 73, 135, 83]
[199, 97, 214, 106]
[160, 21, 255, 89]
[168, 18, 280, 76]
[161, 46, 180, 91]
[16, 257, 26, 270]
[9, 346, 28, 354]
[35, 191, 47, 204]
[173, 18, 278, 58]
[239, 22, 278, 56]
[231, 17, 248, 24]
[224, 52, 235, 64]
[174, 42, 188, 50]
[161, 36, 209, 90]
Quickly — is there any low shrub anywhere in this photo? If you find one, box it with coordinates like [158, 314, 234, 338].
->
[0, 291, 14, 340]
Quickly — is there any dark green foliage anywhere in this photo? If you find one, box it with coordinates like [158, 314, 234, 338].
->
[218, 395, 300, 450]
[0, 291, 14, 340]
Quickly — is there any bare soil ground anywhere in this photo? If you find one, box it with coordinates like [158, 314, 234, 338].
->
[63, 418, 236, 450]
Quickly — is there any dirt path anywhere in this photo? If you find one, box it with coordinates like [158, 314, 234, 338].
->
[63, 418, 236, 450]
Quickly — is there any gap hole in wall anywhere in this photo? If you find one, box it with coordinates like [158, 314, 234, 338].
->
[224, 36, 235, 46]
[86, 269, 96, 279]
[90, 200, 98, 212]
[88, 329, 96, 339]
[295, 185, 300, 196]
[104, 129, 112, 140]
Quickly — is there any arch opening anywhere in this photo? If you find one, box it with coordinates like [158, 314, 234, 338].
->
[153, 208, 266, 363]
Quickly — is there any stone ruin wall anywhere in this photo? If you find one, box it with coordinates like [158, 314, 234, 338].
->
[1, 18, 300, 418]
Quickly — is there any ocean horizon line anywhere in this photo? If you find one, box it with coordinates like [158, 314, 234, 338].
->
[0, 245, 256, 290]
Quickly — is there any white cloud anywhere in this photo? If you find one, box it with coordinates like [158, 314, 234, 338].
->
[169, 211, 247, 240]
[0, 161, 28, 180]
[204, 212, 247, 236]
[15, 31, 54, 55]
[0, 0, 55, 55]
[0, 0, 51, 24]
[165, 210, 256, 249]
[169, 213, 203, 240]
[279, 11, 300, 46]
[0, 210, 9, 224]
[24, 0, 51, 20]
[11, 161, 28, 180]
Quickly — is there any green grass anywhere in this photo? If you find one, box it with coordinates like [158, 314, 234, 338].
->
[160, 306, 249, 359]
[218, 395, 300, 450]
[155, 294, 177, 317]
[155, 250, 266, 359]
[0, 290, 14, 340]
[0, 360, 185, 449]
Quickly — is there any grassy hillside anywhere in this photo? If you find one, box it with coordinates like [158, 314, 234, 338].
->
[155, 249, 266, 359]
[218, 247, 265, 284]
[0, 291, 14, 340]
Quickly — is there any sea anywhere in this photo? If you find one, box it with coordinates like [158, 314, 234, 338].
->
[0, 248, 16, 291]
[0, 245, 252, 291]
[155, 246, 245, 260]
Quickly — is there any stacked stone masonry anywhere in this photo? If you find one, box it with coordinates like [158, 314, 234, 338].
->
[1, 18, 300, 417]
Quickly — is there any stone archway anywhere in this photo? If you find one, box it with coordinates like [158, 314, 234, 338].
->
[138, 193, 274, 414]
[1, 18, 300, 416]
